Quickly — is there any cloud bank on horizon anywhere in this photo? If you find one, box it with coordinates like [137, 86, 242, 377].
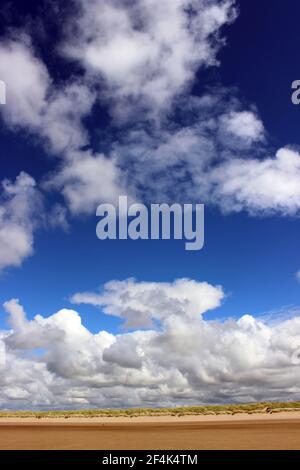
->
[0, 278, 299, 409]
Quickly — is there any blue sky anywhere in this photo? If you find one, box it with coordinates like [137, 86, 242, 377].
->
[1, 0, 300, 331]
[1, 210, 300, 334]
[0, 0, 300, 408]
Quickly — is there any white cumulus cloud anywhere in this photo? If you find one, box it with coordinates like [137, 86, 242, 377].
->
[47, 150, 124, 215]
[0, 279, 300, 409]
[209, 147, 300, 215]
[0, 172, 43, 272]
[71, 278, 225, 328]
[61, 0, 237, 120]
[0, 38, 50, 128]
[0, 37, 95, 154]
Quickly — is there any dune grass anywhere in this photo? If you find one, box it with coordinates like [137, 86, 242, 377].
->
[0, 401, 300, 419]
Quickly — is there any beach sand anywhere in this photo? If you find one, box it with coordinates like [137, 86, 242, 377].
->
[0, 412, 300, 450]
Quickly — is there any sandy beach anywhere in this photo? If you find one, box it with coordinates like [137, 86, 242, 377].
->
[0, 412, 299, 450]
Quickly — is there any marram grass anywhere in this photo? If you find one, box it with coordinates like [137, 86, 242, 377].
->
[0, 402, 300, 419]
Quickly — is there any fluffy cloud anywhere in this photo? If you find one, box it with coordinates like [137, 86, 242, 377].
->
[1, 279, 300, 409]
[210, 147, 300, 215]
[0, 38, 94, 154]
[0, 35, 127, 217]
[47, 150, 124, 214]
[0, 38, 50, 128]
[62, 0, 237, 120]
[39, 82, 95, 155]
[110, 92, 300, 216]
[0, 172, 43, 272]
[219, 110, 265, 147]
[71, 278, 224, 328]
[110, 95, 266, 204]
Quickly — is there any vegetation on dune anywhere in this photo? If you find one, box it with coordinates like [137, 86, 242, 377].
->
[0, 402, 300, 419]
